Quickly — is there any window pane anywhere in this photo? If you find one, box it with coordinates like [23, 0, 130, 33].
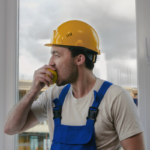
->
[19, 0, 136, 149]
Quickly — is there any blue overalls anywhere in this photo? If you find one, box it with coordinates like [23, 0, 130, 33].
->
[51, 81, 112, 150]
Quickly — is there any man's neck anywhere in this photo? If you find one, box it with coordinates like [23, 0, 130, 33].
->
[71, 70, 96, 99]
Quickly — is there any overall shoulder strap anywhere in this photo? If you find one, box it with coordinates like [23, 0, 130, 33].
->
[86, 81, 112, 126]
[92, 81, 112, 108]
[52, 84, 71, 126]
[59, 84, 71, 106]
[53, 84, 71, 107]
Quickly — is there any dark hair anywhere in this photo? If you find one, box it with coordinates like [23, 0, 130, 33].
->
[68, 46, 96, 70]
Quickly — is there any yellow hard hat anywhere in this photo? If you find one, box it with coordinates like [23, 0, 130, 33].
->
[45, 20, 101, 55]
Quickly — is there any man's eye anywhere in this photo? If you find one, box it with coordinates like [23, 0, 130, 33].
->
[54, 54, 59, 57]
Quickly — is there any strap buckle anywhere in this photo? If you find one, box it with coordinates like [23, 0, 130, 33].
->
[53, 106, 62, 119]
[87, 107, 99, 122]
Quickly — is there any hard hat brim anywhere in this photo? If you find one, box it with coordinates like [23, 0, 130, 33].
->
[44, 43, 100, 55]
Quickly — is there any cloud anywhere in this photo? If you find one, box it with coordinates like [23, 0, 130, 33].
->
[20, 0, 136, 58]
[94, 53, 107, 80]
[106, 58, 137, 87]
[19, 0, 137, 87]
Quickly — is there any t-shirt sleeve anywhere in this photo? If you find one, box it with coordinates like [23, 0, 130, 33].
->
[112, 89, 143, 141]
[31, 91, 48, 123]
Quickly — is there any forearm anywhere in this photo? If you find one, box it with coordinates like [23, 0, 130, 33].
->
[4, 89, 39, 135]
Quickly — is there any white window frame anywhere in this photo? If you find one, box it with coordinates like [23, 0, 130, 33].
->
[0, 0, 19, 149]
[136, 0, 150, 149]
[0, 0, 150, 149]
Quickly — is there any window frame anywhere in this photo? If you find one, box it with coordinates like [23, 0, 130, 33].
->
[136, 0, 150, 149]
[0, 0, 19, 149]
[1, 0, 150, 149]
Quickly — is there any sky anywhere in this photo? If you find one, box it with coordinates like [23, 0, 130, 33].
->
[19, 0, 137, 87]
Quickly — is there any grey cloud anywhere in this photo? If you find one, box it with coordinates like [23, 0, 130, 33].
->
[20, 37, 51, 63]
[19, 0, 137, 86]
[23, 0, 136, 61]
[106, 59, 137, 87]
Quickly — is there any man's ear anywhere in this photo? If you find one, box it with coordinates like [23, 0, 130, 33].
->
[76, 54, 85, 66]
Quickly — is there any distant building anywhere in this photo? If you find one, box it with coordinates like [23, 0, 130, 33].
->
[18, 80, 50, 150]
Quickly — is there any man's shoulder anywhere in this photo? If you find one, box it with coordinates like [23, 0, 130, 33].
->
[109, 83, 125, 96]
[96, 78, 129, 104]
[96, 78, 125, 95]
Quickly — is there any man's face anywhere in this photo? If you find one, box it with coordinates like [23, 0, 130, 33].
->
[49, 46, 78, 86]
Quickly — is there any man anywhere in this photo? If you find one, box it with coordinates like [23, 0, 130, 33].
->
[4, 20, 145, 150]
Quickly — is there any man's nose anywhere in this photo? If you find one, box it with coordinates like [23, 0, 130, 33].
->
[48, 56, 55, 66]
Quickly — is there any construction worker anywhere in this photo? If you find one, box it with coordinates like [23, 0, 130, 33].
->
[4, 20, 145, 150]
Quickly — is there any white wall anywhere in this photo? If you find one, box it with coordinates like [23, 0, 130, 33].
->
[136, 0, 150, 149]
[0, 0, 18, 149]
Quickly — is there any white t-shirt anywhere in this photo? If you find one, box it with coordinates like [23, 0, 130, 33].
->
[31, 78, 143, 150]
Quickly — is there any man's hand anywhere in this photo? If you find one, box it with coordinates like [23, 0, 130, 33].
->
[121, 132, 145, 150]
[31, 65, 56, 93]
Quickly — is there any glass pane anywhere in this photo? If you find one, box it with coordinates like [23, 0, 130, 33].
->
[19, 0, 136, 149]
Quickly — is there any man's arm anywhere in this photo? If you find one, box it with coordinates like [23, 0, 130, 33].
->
[4, 90, 39, 135]
[121, 132, 145, 150]
[4, 65, 55, 135]
[18, 110, 39, 133]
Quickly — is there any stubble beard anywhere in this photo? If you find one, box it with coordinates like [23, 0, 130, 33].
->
[56, 60, 78, 86]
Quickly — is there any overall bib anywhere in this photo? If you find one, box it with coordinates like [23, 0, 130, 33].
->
[51, 81, 112, 150]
